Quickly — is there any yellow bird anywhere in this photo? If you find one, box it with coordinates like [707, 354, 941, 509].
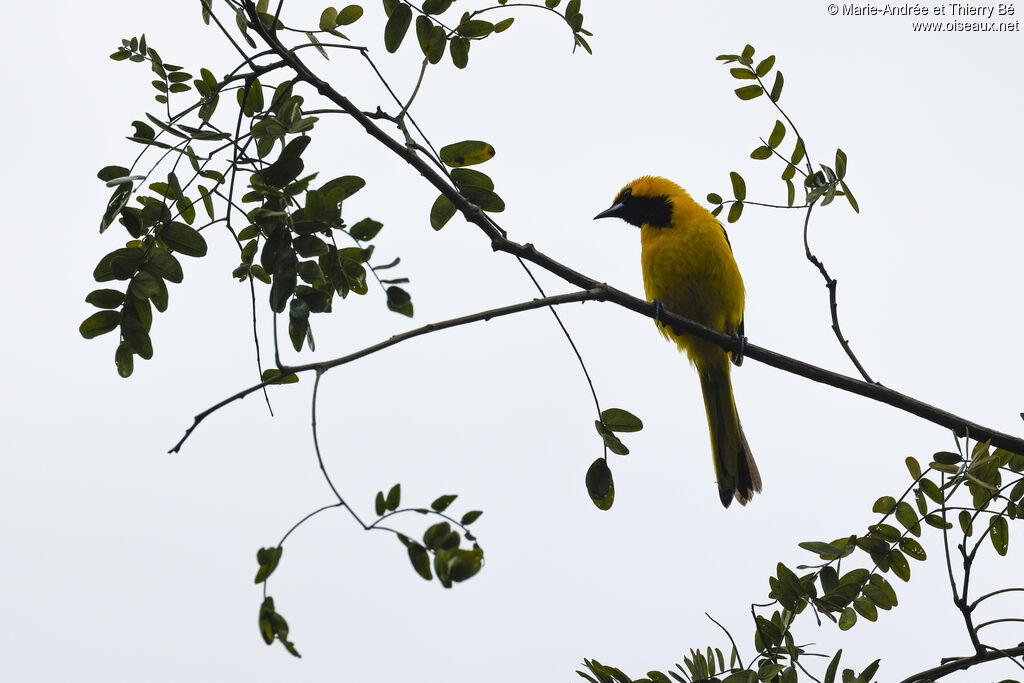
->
[595, 175, 761, 507]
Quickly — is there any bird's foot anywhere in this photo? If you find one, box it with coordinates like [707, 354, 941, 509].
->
[731, 332, 747, 367]
[651, 299, 666, 324]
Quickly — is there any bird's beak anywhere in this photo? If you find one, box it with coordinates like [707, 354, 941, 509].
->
[594, 201, 625, 221]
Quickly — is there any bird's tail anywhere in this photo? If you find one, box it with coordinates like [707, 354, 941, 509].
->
[696, 353, 762, 507]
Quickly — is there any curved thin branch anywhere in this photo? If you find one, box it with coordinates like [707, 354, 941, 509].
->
[169, 289, 606, 452]
[971, 587, 1024, 610]
[976, 617, 1024, 631]
[801, 201, 874, 383]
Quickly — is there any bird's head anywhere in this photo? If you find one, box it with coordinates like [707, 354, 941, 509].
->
[594, 175, 686, 228]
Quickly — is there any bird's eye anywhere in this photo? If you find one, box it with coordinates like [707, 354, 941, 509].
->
[619, 188, 632, 201]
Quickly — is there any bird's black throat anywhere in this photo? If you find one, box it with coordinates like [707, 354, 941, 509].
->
[616, 193, 673, 228]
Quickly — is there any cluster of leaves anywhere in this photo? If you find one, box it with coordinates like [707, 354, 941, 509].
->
[581, 649, 876, 683]
[430, 140, 504, 228]
[250, 484, 485, 657]
[382, 486, 485, 588]
[585, 408, 643, 511]
[252, 547, 299, 656]
[704, 45, 858, 222]
[83, 35, 413, 375]
[81, 163, 213, 377]
[579, 434, 1024, 683]
[370, 0, 590, 67]
[110, 35, 195, 105]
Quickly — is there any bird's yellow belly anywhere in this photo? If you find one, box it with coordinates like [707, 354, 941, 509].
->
[640, 225, 745, 362]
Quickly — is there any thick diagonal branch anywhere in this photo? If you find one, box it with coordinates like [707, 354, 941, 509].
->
[222, 4, 1024, 459]
[899, 645, 1024, 683]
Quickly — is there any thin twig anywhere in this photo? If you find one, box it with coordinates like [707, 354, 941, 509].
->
[971, 587, 1024, 609]
[705, 613, 745, 671]
[898, 645, 1024, 683]
[169, 290, 607, 452]
[801, 200, 874, 383]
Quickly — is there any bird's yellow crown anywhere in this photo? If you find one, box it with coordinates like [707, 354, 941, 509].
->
[598, 175, 698, 229]
[614, 175, 689, 204]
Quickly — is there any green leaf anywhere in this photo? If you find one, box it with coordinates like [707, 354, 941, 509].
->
[337, 5, 363, 24]
[727, 201, 743, 223]
[430, 194, 457, 230]
[860, 660, 881, 683]
[755, 55, 775, 77]
[422, 0, 453, 13]
[288, 299, 311, 352]
[734, 85, 763, 100]
[144, 248, 184, 282]
[349, 218, 383, 241]
[798, 541, 845, 560]
[919, 478, 943, 504]
[375, 491, 386, 516]
[447, 547, 483, 583]
[872, 496, 896, 514]
[990, 516, 1009, 556]
[824, 650, 842, 683]
[585, 458, 614, 510]
[838, 607, 856, 631]
[835, 149, 848, 180]
[768, 120, 785, 148]
[899, 538, 926, 561]
[888, 549, 911, 581]
[494, 17, 514, 32]
[321, 174, 365, 203]
[86, 289, 126, 309]
[101, 183, 133, 233]
[750, 146, 772, 160]
[423, 522, 451, 550]
[461, 185, 505, 212]
[594, 421, 629, 455]
[261, 368, 298, 384]
[460, 510, 482, 525]
[840, 181, 860, 213]
[254, 546, 283, 583]
[451, 167, 494, 191]
[386, 286, 413, 317]
[440, 140, 495, 167]
[905, 456, 922, 479]
[895, 502, 921, 536]
[407, 542, 432, 580]
[79, 310, 122, 339]
[431, 494, 457, 512]
[160, 222, 208, 257]
[457, 19, 493, 38]
[729, 172, 746, 200]
[853, 598, 877, 622]
[706, 193, 723, 205]
[769, 71, 784, 102]
[98, 165, 130, 182]
[958, 510, 974, 536]
[319, 7, 338, 30]
[933, 451, 962, 465]
[384, 3, 412, 52]
[729, 67, 755, 80]
[115, 342, 134, 377]
[449, 36, 469, 68]
[385, 483, 401, 511]
[600, 408, 643, 433]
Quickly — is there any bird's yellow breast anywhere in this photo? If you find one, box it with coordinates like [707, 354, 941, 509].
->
[640, 199, 745, 362]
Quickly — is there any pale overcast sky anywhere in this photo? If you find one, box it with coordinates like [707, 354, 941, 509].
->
[3, 1, 1023, 681]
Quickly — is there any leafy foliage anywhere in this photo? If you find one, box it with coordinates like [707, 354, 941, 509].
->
[579, 434, 1024, 682]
